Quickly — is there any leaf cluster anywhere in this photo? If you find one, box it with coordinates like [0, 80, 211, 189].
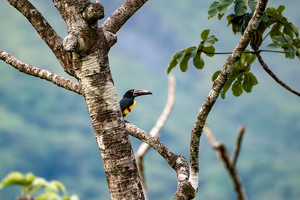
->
[0, 172, 79, 200]
[167, 29, 217, 74]
[264, 6, 300, 60]
[212, 51, 258, 99]
[225, 5, 300, 58]
[208, 0, 258, 20]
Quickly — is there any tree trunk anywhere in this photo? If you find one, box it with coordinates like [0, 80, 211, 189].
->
[54, 0, 145, 198]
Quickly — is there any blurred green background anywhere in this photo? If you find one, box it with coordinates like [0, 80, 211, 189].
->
[0, 0, 300, 199]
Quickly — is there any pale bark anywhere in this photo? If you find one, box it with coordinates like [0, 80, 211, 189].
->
[0, 50, 81, 94]
[135, 74, 176, 196]
[125, 122, 195, 199]
[189, 0, 268, 195]
[6, 0, 146, 198]
[1, 0, 270, 199]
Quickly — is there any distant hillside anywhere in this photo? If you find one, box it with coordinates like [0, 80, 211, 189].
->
[0, 0, 300, 200]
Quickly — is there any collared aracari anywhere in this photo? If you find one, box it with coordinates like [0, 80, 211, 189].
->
[119, 89, 152, 117]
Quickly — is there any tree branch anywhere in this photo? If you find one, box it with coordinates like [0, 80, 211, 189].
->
[101, 0, 148, 34]
[188, 0, 268, 194]
[0, 50, 82, 94]
[231, 126, 245, 167]
[125, 122, 195, 200]
[7, 0, 72, 75]
[203, 123, 248, 200]
[135, 74, 176, 194]
[257, 53, 300, 97]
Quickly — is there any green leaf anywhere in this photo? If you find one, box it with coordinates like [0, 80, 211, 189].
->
[243, 73, 253, 93]
[35, 193, 61, 200]
[232, 79, 243, 97]
[212, 70, 221, 81]
[167, 57, 178, 74]
[283, 23, 294, 40]
[217, 0, 235, 16]
[249, 72, 258, 85]
[235, 0, 248, 16]
[221, 76, 236, 99]
[203, 35, 218, 47]
[292, 24, 300, 38]
[270, 24, 283, 39]
[44, 182, 59, 194]
[248, 0, 257, 13]
[51, 180, 67, 195]
[193, 51, 204, 69]
[267, 43, 282, 49]
[286, 46, 296, 59]
[175, 50, 185, 62]
[189, 46, 198, 58]
[0, 172, 35, 189]
[26, 177, 47, 196]
[265, 7, 277, 17]
[277, 5, 285, 15]
[218, 13, 224, 20]
[184, 46, 197, 57]
[201, 29, 210, 41]
[208, 1, 219, 20]
[283, 33, 293, 45]
[203, 46, 216, 57]
[272, 35, 287, 44]
[180, 55, 190, 72]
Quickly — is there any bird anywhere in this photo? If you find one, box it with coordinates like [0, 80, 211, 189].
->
[119, 89, 152, 117]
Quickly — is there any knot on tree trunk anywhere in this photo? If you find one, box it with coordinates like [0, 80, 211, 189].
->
[63, 34, 84, 52]
[82, 1, 104, 24]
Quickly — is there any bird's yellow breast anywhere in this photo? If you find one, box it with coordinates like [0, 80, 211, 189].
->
[123, 99, 136, 117]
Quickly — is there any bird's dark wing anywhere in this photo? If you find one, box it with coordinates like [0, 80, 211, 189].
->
[119, 97, 134, 112]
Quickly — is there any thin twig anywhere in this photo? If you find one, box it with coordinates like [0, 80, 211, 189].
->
[257, 53, 300, 97]
[231, 126, 245, 167]
[0, 50, 82, 94]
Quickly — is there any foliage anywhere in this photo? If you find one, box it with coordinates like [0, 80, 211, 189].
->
[0, 172, 79, 200]
[212, 51, 258, 99]
[167, 29, 217, 74]
[168, 2, 300, 98]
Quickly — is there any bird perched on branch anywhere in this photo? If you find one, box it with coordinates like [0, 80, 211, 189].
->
[119, 89, 152, 117]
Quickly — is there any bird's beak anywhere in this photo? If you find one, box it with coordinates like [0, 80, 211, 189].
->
[133, 89, 152, 97]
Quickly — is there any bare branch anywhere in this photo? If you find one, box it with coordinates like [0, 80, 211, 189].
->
[231, 126, 245, 167]
[0, 50, 82, 94]
[125, 122, 195, 200]
[257, 53, 300, 97]
[7, 0, 71, 74]
[188, 0, 268, 193]
[125, 121, 177, 166]
[134, 74, 176, 197]
[203, 123, 248, 200]
[101, 0, 148, 34]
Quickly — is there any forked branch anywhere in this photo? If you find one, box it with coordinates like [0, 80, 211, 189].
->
[203, 123, 247, 200]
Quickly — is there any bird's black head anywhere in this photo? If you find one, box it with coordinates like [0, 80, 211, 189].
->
[122, 89, 152, 98]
